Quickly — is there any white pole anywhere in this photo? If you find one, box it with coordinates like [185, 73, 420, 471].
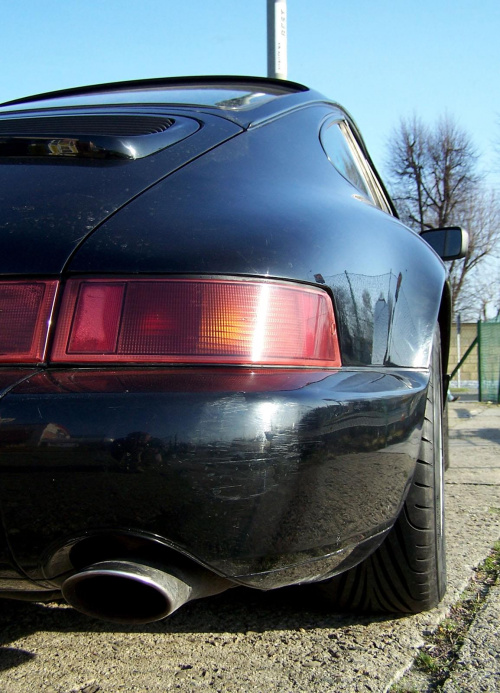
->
[267, 0, 287, 80]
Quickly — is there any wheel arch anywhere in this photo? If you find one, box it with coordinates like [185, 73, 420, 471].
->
[438, 279, 452, 395]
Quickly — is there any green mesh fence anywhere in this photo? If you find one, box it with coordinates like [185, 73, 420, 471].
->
[478, 318, 500, 403]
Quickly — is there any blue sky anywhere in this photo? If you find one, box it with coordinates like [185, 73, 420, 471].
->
[1, 1, 499, 184]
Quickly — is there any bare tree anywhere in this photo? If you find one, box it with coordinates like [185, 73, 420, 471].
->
[388, 115, 430, 232]
[449, 189, 500, 318]
[387, 115, 499, 316]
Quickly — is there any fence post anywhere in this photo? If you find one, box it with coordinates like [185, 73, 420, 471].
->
[477, 320, 482, 402]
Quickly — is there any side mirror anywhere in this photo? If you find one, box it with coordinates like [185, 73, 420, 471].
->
[420, 226, 469, 261]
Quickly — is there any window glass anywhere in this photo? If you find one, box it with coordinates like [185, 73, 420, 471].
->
[0, 85, 293, 113]
[321, 119, 393, 213]
[321, 120, 372, 198]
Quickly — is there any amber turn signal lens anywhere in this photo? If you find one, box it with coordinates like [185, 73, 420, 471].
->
[51, 278, 340, 366]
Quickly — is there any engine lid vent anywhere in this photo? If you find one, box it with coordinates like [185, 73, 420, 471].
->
[0, 114, 199, 160]
[0, 114, 174, 136]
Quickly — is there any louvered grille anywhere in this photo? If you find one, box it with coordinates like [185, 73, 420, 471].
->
[0, 115, 174, 136]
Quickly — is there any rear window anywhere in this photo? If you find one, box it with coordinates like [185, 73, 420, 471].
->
[0, 84, 297, 114]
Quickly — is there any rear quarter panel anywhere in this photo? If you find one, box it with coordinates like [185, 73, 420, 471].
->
[69, 104, 447, 368]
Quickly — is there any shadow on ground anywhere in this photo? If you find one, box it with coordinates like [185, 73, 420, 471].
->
[0, 583, 396, 663]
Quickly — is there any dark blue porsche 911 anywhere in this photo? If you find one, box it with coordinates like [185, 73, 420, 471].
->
[0, 76, 467, 623]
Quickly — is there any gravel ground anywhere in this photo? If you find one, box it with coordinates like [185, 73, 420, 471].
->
[0, 401, 499, 692]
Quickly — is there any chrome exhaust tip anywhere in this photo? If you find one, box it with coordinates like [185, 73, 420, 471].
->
[62, 560, 192, 624]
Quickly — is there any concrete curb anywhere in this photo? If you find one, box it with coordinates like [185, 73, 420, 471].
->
[392, 400, 500, 692]
[442, 582, 500, 692]
[444, 402, 500, 692]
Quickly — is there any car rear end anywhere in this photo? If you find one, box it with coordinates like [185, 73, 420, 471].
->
[0, 79, 441, 622]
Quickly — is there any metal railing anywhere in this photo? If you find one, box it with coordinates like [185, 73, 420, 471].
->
[478, 318, 500, 403]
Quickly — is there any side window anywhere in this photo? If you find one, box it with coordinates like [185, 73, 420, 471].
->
[321, 120, 372, 198]
[320, 119, 392, 213]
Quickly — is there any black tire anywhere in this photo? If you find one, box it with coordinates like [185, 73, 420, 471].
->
[320, 327, 447, 613]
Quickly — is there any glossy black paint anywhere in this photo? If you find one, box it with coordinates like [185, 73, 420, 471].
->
[0, 77, 451, 606]
[0, 112, 241, 274]
[70, 104, 445, 367]
[0, 84, 446, 367]
[0, 368, 427, 589]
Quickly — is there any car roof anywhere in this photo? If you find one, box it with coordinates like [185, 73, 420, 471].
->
[0, 75, 335, 129]
[0, 75, 393, 211]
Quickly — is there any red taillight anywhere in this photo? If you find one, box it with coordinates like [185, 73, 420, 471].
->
[51, 278, 341, 366]
[0, 281, 58, 363]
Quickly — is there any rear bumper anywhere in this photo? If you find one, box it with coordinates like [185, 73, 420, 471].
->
[0, 367, 427, 590]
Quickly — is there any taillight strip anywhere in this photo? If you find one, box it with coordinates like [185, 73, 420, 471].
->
[0, 280, 58, 363]
[50, 278, 341, 367]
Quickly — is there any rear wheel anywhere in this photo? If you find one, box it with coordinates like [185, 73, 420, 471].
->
[320, 327, 447, 613]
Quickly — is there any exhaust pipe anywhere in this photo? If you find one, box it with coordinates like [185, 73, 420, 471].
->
[61, 559, 229, 624]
